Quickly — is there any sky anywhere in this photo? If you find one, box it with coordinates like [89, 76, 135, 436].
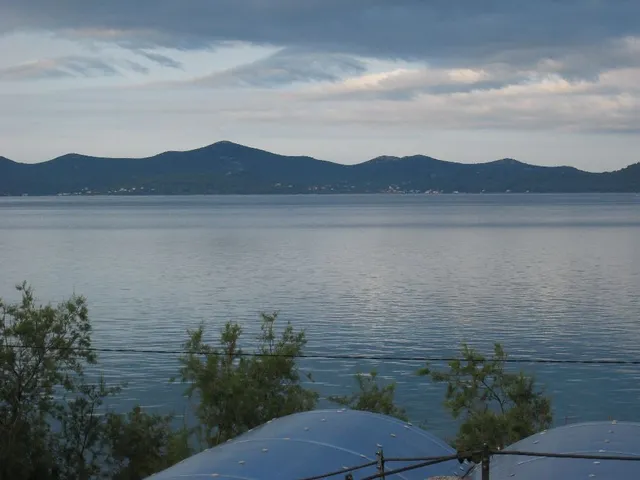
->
[0, 1, 639, 172]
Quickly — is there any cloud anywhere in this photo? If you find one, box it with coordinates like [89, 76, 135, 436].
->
[480, 35, 640, 80]
[295, 67, 501, 101]
[212, 71, 639, 134]
[1, 0, 639, 145]
[291, 43, 640, 102]
[0, 56, 128, 80]
[134, 50, 182, 69]
[193, 48, 367, 88]
[119, 59, 150, 75]
[0, 2, 638, 67]
[295, 66, 532, 101]
[0, 50, 191, 82]
[3, 1, 640, 100]
[58, 27, 217, 51]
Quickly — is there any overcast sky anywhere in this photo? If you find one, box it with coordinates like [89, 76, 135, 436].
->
[1, 1, 639, 171]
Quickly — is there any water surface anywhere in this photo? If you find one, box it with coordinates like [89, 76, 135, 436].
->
[1, 194, 639, 436]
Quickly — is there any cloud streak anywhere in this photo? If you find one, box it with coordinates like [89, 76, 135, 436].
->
[193, 48, 367, 88]
[0, 50, 190, 81]
[134, 50, 183, 69]
[0, 55, 131, 80]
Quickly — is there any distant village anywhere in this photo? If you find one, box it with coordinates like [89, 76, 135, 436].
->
[55, 187, 155, 196]
[51, 185, 450, 196]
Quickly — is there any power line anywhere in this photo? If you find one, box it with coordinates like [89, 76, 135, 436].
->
[5, 343, 640, 365]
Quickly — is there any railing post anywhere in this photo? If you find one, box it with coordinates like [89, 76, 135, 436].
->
[481, 443, 490, 480]
[376, 448, 386, 480]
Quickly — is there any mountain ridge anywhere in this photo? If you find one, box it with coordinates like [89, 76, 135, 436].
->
[1, 141, 638, 195]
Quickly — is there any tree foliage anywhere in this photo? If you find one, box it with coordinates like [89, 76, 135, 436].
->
[419, 343, 552, 455]
[330, 371, 408, 421]
[103, 407, 191, 480]
[0, 283, 189, 480]
[175, 312, 318, 447]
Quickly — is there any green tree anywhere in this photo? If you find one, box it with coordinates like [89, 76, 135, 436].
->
[103, 407, 191, 480]
[330, 371, 408, 421]
[176, 312, 318, 447]
[419, 343, 552, 456]
[0, 282, 107, 479]
[0, 283, 189, 480]
[53, 378, 122, 479]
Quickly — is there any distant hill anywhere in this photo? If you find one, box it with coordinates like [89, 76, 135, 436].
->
[0, 141, 638, 195]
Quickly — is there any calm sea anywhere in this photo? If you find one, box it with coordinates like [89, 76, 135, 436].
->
[1, 194, 639, 437]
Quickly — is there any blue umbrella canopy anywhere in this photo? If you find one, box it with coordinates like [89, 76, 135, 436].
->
[472, 421, 640, 480]
[146, 409, 470, 480]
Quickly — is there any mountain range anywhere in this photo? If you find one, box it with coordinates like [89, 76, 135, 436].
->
[1, 141, 638, 195]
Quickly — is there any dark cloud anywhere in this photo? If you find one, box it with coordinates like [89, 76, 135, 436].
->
[198, 48, 366, 88]
[2, 1, 639, 74]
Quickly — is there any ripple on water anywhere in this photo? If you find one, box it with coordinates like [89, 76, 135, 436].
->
[1, 194, 639, 437]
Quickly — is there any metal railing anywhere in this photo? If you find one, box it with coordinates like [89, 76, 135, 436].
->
[298, 444, 640, 480]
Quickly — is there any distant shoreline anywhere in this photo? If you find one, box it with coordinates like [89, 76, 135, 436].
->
[2, 191, 639, 198]
[2, 141, 638, 196]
